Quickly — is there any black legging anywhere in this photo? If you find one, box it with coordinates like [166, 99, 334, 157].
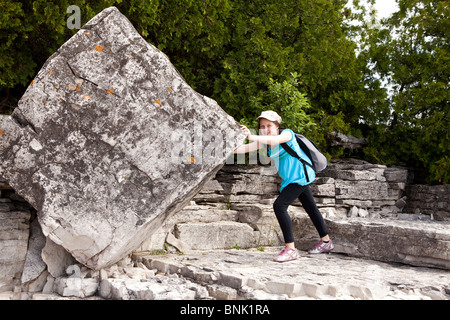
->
[273, 183, 329, 243]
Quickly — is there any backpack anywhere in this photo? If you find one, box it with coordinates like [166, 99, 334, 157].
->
[280, 133, 327, 183]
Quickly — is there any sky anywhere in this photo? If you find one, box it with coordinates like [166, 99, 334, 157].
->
[346, 0, 400, 26]
[373, 0, 400, 19]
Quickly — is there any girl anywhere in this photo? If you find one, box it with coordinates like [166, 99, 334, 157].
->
[234, 111, 334, 262]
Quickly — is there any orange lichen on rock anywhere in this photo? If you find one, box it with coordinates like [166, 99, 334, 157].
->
[94, 45, 104, 52]
[0, 129, 4, 135]
[187, 157, 195, 164]
[107, 89, 114, 94]
[155, 99, 161, 105]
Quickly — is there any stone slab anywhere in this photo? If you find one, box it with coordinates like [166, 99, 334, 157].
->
[293, 215, 450, 269]
[139, 248, 450, 300]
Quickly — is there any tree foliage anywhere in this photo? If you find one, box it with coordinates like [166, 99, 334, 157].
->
[0, 0, 448, 183]
[363, 0, 449, 183]
[247, 72, 317, 134]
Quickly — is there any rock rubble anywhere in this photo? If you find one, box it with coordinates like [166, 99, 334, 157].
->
[2, 248, 448, 300]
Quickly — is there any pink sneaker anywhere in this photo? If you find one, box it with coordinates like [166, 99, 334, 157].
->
[273, 247, 299, 262]
[308, 239, 334, 254]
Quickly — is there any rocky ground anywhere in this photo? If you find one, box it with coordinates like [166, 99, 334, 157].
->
[1, 161, 449, 301]
[135, 248, 450, 300]
[2, 247, 448, 300]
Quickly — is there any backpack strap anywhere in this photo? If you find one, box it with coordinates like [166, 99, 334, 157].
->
[280, 142, 314, 183]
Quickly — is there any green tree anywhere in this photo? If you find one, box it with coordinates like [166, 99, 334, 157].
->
[1, 0, 379, 147]
[3, 0, 447, 184]
[248, 72, 316, 133]
[0, 0, 117, 113]
[365, 0, 449, 183]
[211, 0, 384, 153]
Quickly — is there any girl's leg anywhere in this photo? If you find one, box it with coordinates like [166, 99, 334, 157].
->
[273, 184, 306, 246]
[298, 186, 329, 238]
[298, 187, 334, 254]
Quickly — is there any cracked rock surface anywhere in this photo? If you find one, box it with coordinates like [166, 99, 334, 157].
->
[0, 7, 244, 270]
[138, 248, 450, 300]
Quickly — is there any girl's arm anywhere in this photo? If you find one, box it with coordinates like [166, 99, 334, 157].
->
[234, 125, 263, 154]
[247, 130, 292, 146]
[234, 141, 263, 154]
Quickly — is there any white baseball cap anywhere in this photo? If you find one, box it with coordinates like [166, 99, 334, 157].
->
[256, 111, 282, 124]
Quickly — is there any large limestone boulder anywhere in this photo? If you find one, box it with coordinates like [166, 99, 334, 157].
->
[0, 7, 244, 270]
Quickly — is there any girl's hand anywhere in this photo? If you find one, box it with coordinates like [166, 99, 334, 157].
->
[240, 125, 251, 138]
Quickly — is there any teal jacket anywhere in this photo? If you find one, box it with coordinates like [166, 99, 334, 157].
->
[267, 129, 315, 191]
